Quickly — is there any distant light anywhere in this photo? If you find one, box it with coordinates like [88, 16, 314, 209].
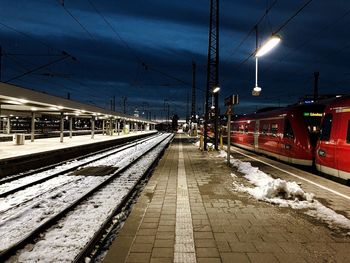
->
[31, 107, 38, 111]
[212, 85, 220, 93]
[252, 86, 261, 96]
[211, 105, 215, 109]
[50, 106, 59, 110]
[4, 100, 22, 105]
[256, 35, 281, 57]
[58, 106, 64, 110]
[18, 99, 28, 104]
[336, 95, 342, 98]
[304, 100, 314, 104]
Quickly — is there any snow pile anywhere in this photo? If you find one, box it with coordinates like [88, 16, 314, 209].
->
[217, 150, 350, 231]
[230, 158, 314, 203]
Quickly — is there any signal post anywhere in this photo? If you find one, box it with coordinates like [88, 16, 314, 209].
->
[225, 94, 239, 165]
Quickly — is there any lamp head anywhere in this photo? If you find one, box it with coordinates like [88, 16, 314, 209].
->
[212, 85, 220, 93]
[255, 35, 281, 57]
[252, 86, 261, 96]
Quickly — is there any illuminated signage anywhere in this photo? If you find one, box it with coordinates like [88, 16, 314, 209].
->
[303, 112, 323, 117]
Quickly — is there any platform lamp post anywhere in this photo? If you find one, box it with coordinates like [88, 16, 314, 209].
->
[252, 25, 281, 96]
[213, 85, 220, 150]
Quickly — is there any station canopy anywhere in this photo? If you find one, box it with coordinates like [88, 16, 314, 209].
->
[0, 82, 155, 124]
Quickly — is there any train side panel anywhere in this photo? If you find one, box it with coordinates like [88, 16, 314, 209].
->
[231, 104, 324, 166]
[316, 99, 350, 179]
[256, 117, 284, 161]
[336, 110, 350, 179]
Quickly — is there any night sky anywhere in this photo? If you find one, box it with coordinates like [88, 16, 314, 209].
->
[0, 0, 349, 119]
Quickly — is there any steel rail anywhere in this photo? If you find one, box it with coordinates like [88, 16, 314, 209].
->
[74, 134, 174, 262]
[0, 134, 159, 198]
[0, 133, 157, 185]
[0, 133, 171, 261]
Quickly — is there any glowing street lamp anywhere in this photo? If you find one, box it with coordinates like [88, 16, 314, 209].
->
[212, 85, 220, 93]
[252, 34, 281, 96]
[255, 35, 281, 57]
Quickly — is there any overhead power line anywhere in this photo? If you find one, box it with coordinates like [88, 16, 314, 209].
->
[228, 0, 278, 59]
[59, 0, 97, 41]
[87, 0, 190, 86]
[87, 0, 144, 64]
[262, 7, 350, 78]
[0, 21, 62, 54]
[5, 54, 74, 83]
[232, 0, 313, 72]
[274, 0, 313, 34]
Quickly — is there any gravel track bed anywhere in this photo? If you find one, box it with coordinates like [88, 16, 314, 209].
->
[15, 135, 172, 262]
[0, 134, 168, 256]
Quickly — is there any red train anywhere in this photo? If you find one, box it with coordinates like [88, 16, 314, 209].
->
[230, 104, 325, 166]
[216, 96, 350, 181]
[315, 96, 350, 180]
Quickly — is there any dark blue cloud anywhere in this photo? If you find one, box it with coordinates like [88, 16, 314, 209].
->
[0, 0, 349, 118]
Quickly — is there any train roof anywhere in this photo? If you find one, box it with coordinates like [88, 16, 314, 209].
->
[327, 95, 350, 106]
[234, 103, 326, 121]
[325, 95, 350, 111]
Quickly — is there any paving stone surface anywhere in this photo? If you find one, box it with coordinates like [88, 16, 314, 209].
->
[103, 135, 350, 263]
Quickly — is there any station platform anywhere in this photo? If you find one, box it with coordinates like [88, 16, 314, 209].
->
[0, 131, 156, 176]
[103, 134, 350, 263]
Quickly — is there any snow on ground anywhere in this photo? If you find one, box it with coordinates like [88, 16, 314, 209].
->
[216, 150, 350, 231]
[0, 135, 157, 194]
[16, 135, 172, 262]
[0, 134, 169, 254]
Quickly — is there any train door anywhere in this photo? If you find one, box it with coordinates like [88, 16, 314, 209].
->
[283, 118, 295, 163]
[317, 113, 337, 176]
[335, 112, 350, 179]
[254, 120, 259, 150]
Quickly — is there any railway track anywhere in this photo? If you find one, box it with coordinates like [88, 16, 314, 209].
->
[0, 133, 159, 197]
[0, 133, 173, 262]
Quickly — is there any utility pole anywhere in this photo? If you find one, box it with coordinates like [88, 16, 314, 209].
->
[204, 0, 220, 150]
[0, 45, 2, 82]
[186, 91, 189, 122]
[167, 103, 170, 132]
[191, 60, 196, 122]
[122, 96, 127, 114]
[313, 72, 319, 101]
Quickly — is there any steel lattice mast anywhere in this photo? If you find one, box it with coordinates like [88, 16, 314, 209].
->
[191, 60, 196, 122]
[204, 0, 219, 150]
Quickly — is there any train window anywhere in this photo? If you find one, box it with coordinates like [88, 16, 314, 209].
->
[320, 113, 332, 141]
[262, 124, 269, 135]
[284, 119, 294, 139]
[347, 120, 350, 144]
[271, 123, 278, 135]
[244, 125, 249, 133]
